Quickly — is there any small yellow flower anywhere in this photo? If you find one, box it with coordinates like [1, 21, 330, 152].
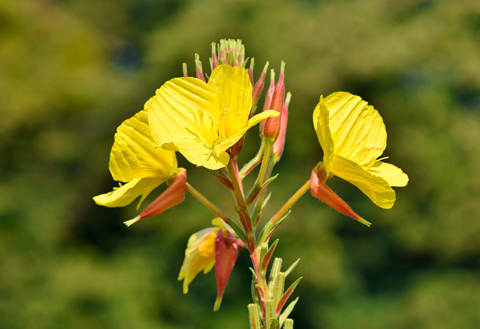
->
[147, 64, 279, 170]
[178, 219, 234, 294]
[93, 110, 179, 208]
[313, 92, 408, 209]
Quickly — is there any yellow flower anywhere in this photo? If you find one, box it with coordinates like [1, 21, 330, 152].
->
[313, 92, 408, 209]
[93, 110, 179, 209]
[147, 64, 279, 170]
[178, 218, 234, 294]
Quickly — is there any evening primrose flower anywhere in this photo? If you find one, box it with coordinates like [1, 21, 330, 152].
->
[93, 110, 186, 225]
[147, 64, 279, 170]
[312, 92, 408, 217]
[178, 218, 242, 311]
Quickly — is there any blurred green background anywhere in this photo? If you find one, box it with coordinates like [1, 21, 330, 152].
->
[2, 0, 480, 328]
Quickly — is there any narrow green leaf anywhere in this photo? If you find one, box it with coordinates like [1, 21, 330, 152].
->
[262, 239, 279, 271]
[276, 277, 302, 315]
[285, 259, 300, 278]
[279, 297, 299, 327]
[226, 216, 248, 243]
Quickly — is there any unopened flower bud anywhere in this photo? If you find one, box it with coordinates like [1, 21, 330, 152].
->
[182, 63, 188, 77]
[248, 58, 255, 86]
[251, 61, 269, 114]
[213, 229, 238, 311]
[260, 69, 276, 134]
[195, 54, 206, 82]
[272, 92, 291, 161]
[263, 61, 286, 141]
[210, 42, 219, 70]
[214, 39, 246, 67]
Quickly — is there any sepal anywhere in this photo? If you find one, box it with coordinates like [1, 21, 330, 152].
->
[310, 163, 371, 227]
[124, 169, 187, 226]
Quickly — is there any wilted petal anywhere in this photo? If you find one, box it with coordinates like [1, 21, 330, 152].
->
[178, 227, 219, 294]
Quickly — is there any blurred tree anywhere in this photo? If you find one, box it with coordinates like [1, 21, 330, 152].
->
[1, 0, 480, 328]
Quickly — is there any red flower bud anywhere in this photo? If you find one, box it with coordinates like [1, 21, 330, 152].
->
[263, 61, 286, 141]
[213, 230, 238, 311]
[211, 42, 219, 70]
[195, 54, 206, 82]
[272, 92, 291, 161]
[248, 58, 255, 86]
[260, 69, 276, 134]
[251, 61, 269, 113]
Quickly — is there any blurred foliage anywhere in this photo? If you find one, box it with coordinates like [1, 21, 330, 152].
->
[1, 0, 480, 328]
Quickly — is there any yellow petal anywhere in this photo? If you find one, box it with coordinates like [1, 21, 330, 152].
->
[178, 227, 220, 294]
[330, 155, 396, 209]
[147, 77, 220, 151]
[216, 110, 279, 154]
[368, 161, 409, 187]
[313, 96, 334, 171]
[208, 65, 252, 138]
[171, 137, 230, 170]
[93, 176, 164, 208]
[211, 218, 235, 235]
[109, 110, 177, 182]
[322, 92, 386, 167]
[203, 260, 215, 274]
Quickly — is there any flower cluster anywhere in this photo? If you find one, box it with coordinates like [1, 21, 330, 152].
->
[94, 39, 408, 329]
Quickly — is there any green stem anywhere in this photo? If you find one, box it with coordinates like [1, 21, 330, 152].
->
[185, 183, 230, 223]
[251, 156, 275, 226]
[227, 161, 247, 210]
[240, 139, 265, 178]
[246, 139, 273, 206]
[271, 179, 311, 223]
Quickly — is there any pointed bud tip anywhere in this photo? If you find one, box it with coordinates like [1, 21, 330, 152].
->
[124, 217, 140, 227]
[213, 296, 223, 312]
[358, 217, 372, 227]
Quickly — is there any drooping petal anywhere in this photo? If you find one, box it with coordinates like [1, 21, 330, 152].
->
[208, 65, 252, 137]
[313, 97, 334, 171]
[147, 76, 220, 151]
[213, 230, 238, 311]
[330, 155, 396, 209]
[124, 169, 187, 226]
[93, 176, 164, 208]
[310, 165, 371, 227]
[109, 110, 177, 182]
[178, 227, 220, 294]
[368, 161, 409, 187]
[322, 92, 386, 167]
